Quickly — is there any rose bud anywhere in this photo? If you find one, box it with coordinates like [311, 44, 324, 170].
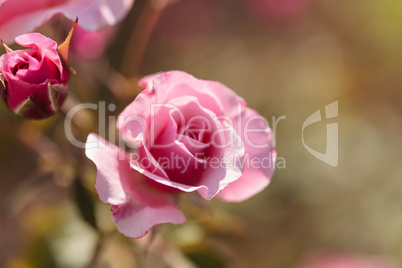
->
[0, 20, 77, 119]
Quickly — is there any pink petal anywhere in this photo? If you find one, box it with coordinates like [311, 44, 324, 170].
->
[85, 133, 132, 205]
[2, 77, 47, 111]
[61, 0, 134, 31]
[139, 71, 225, 116]
[14, 33, 64, 79]
[0, 0, 134, 43]
[112, 197, 186, 238]
[15, 33, 57, 51]
[85, 134, 186, 238]
[217, 107, 276, 202]
[116, 90, 153, 145]
[198, 122, 245, 199]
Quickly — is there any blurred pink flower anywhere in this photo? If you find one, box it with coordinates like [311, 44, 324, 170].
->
[297, 252, 399, 268]
[85, 71, 276, 238]
[72, 25, 116, 59]
[245, 0, 314, 22]
[0, 0, 134, 43]
[0, 33, 69, 119]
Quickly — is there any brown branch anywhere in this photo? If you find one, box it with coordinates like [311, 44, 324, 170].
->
[120, 0, 169, 78]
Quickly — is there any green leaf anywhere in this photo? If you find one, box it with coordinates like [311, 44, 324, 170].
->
[57, 18, 78, 67]
[47, 83, 67, 111]
[13, 97, 36, 116]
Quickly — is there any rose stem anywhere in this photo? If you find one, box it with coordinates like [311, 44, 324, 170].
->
[120, 0, 169, 79]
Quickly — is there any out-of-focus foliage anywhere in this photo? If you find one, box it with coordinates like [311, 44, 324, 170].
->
[1, 0, 402, 267]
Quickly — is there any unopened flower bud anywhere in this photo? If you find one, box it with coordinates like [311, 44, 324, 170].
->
[0, 19, 77, 119]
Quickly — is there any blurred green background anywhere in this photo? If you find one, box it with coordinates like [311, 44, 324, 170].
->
[1, 0, 402, 267]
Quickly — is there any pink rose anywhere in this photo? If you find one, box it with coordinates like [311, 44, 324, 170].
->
[297, 252, 399, 268]
[0, 33, 68, 119]
[85, 71, 276, 238]
[0, 0, 134, 43]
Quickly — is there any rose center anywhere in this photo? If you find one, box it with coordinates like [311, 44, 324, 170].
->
[177, 119, 208, 144]
[31, 51, 42, 62]
[12, 63, 29, 75]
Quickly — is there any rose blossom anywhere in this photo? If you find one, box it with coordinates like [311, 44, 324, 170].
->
[0, 0, 134, 44]
[85, 71, 276, 238]
[0, 32, 70, 119]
